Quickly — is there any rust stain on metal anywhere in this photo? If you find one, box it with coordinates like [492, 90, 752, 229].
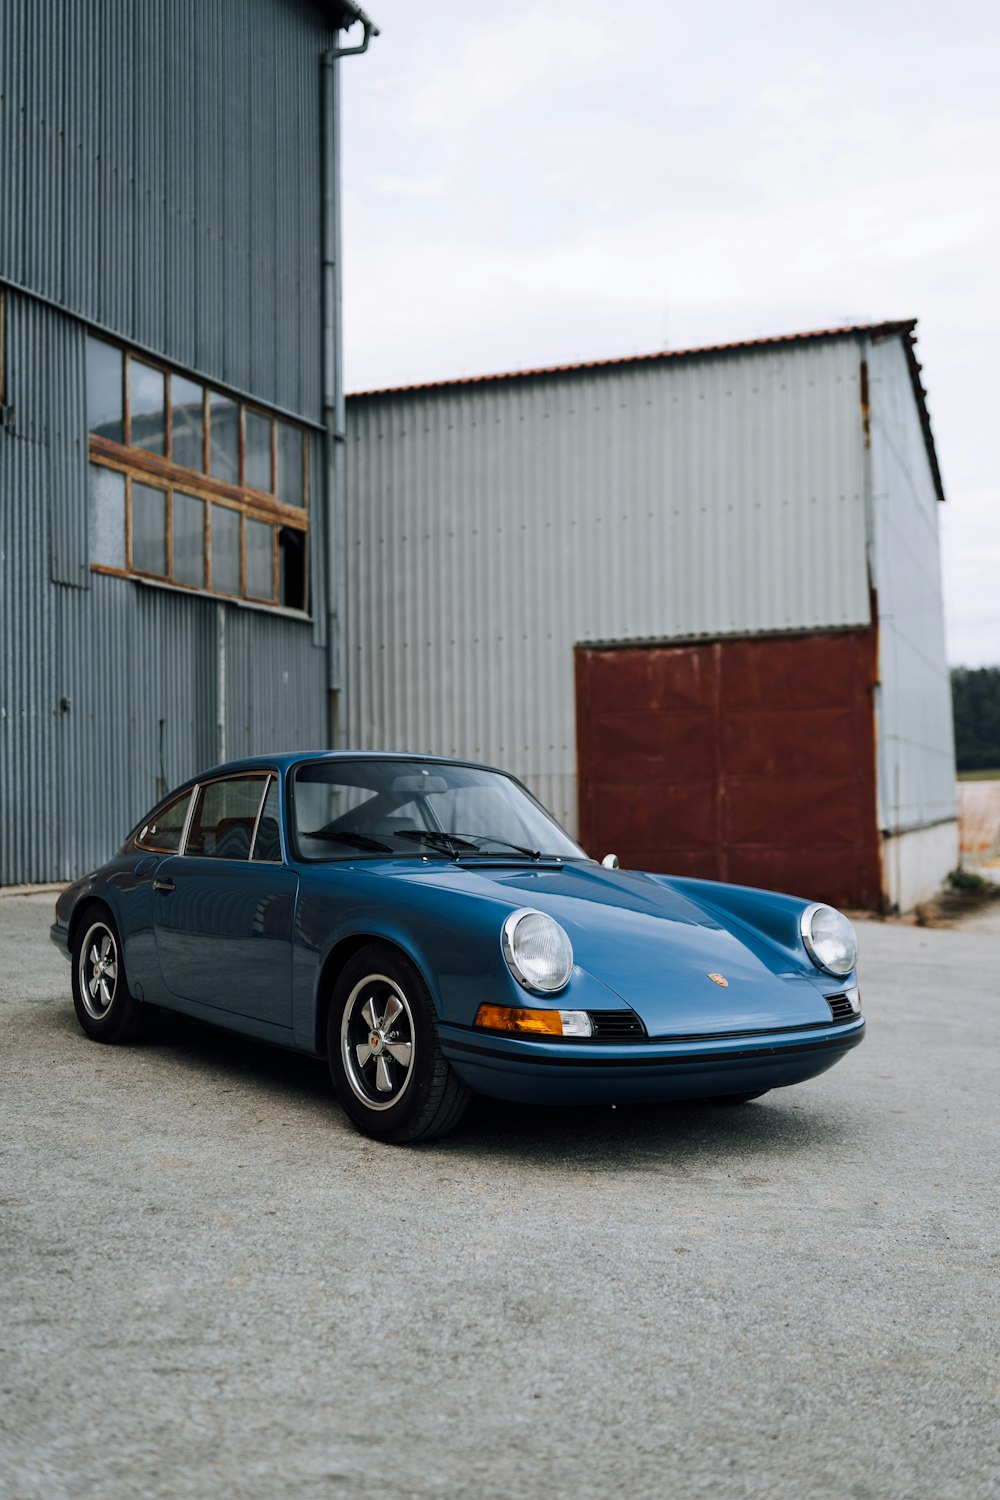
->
[859, 358, 871, 450]
[575, 630, 883, 911]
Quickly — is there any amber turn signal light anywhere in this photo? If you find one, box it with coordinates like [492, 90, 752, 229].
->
[473, 1005, 593, 1037]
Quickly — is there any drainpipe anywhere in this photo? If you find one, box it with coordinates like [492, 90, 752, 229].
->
[217, 600, 226, 763]
[322, 13, 378, 749]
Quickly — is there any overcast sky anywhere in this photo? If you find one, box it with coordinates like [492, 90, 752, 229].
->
[341, 0, 999, 667]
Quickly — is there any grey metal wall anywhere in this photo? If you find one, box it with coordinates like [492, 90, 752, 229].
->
[1, 294, 329, 883]
[1, 0, 326, 418]
[866, 334, 956, 834]
[0, 1, 339, 881]
[344, 338, 873, 833]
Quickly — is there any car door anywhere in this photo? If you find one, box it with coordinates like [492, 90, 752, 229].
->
[151, 772, 297, 1029]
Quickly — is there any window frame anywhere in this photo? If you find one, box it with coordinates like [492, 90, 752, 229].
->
[86, 338, 309, 614]
[250, 774, 284, 865]
[134, 787, 197, 854]
[133, 772, 282, 863]
[183, 772, 276, 862]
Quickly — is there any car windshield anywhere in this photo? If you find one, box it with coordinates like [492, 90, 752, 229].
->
[290, 760, 586, 863]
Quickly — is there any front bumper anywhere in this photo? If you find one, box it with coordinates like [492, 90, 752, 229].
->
[440, 1016, 865, 1105]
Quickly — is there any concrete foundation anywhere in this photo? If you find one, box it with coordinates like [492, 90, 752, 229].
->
[881, 820, 959, 913]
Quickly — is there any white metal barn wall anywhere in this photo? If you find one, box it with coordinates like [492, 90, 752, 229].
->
[345, 337, 873, 835]
[865, 335, 957, 906]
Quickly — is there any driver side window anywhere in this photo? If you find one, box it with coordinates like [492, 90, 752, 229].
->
[186, 776, 268, 860]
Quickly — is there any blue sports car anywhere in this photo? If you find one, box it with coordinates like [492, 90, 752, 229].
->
[51, 751, 864, 1142]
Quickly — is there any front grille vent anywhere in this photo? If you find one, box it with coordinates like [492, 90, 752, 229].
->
[589, 1009, 646, 1040]
[827, 993, 856, 1023]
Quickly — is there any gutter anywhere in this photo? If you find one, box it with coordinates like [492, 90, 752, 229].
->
[321, 11, 379, 746]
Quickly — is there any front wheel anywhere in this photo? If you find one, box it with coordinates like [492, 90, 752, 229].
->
[72, 909, 156, 1043]
[327, 944, 470, 1143]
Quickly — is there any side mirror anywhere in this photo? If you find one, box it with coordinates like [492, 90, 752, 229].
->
[601, 853, 620, 869]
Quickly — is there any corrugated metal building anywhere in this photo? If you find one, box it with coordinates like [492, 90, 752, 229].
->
[1, 0, 377, 883]
[345, 322, 957, 912]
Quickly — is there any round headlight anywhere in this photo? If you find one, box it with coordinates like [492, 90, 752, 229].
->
[800, 903, 858, 977]
[501, 909, 574, 994]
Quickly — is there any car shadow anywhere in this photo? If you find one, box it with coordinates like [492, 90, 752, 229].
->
[37, 1000, 858, 1169]
[446, 1089, 853, 1170]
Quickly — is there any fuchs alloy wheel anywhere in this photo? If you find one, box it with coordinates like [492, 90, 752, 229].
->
[327, 944, 470, 1143]
[71, 909, 155, 1044]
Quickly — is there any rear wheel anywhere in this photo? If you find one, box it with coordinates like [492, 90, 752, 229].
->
[327, 944, 470, 1143]
[72, 909, 156, 1043]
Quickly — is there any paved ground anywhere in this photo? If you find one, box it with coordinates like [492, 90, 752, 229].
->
[2, 892, 998, 1500]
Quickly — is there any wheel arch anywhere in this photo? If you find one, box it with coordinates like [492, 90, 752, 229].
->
[68, 895, 116, 954]
[314, 933, 427, 1057]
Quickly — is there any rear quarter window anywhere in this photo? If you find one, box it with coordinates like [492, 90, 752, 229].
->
[135, 789, 193, 852]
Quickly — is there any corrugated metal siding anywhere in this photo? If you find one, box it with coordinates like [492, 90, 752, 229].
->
[1, 0, 325, 418]
[46, 314, 89, 587]
[1, 302, 60, 878]
[1, 292, 328, 883]
[0, 2, 338, 881]
[345, 339, 872, 833]
[865, 335, 956, 832]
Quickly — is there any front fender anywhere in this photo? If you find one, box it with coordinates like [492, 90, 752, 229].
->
[292, 866, 624, 1050]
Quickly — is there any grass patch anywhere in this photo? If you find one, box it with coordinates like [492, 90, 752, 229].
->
[948, 868, 999, 894]
[913, 868, 1000, 925]
[957, 768, 1000, 781]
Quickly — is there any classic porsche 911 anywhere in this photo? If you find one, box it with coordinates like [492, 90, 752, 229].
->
[51, 751, 864, 1142]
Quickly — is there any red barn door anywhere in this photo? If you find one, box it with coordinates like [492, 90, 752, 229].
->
[575, 630, 882, 910]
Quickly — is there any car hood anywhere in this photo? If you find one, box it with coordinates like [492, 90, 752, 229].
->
[402, 861, 832, 1036]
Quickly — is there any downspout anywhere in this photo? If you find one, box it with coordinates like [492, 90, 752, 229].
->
[322, 15, 378, 748]
[216, 601, 227, 763]
[860, 337, 889, 912]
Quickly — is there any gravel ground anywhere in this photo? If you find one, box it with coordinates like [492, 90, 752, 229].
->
[1, 892, 998, 1500]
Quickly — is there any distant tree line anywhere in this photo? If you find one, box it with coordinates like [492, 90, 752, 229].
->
[951, 666, 1000, 771]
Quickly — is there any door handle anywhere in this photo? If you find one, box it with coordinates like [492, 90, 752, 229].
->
[152, 878, 175, 893]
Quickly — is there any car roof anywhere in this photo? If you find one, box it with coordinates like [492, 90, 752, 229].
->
[189, 749, 509, 781]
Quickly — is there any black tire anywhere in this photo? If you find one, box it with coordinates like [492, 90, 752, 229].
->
[327, 943, 470, 1143]
[71, 907, 156, 1044]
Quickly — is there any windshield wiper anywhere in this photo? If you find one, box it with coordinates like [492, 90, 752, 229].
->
[303, 830, 393, 853]
[395, 829, 480, 857]
[398, 831, 544, 860]
[459, 835, 543, 859]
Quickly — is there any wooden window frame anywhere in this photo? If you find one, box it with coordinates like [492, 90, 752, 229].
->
[86, 338, 309, 614]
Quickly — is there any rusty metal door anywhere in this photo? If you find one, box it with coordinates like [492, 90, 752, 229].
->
[575, 630, 882, 909]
